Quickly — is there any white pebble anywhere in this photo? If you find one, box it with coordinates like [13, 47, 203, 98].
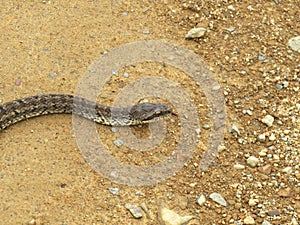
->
[209, 193, 227, 206]
[262, 115, 274, 127]
[259, 149, 268, 157]
[185, 27, 206, 38]
[247, 156, 260, 167]
[282, 167, 292, 174]
[234, 164, 245, 170]
[244, 215, 255, 224]
[273, 154, 280, 161]
[196, 194, 206, 206]
[257, 133, 266, 141]
[269, 133, 276, 141]
[248, 198, 259, 206]
[288, 36, 300, 53]
[159, 206, 196, 225]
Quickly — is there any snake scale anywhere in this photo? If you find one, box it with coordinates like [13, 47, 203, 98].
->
[0, 94, 172, 131]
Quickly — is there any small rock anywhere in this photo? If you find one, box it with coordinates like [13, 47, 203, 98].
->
[262, 115, 274, 127]
[113, 139, 124, 147]
[290, 218, 298, 225]
[218, 145, 226, 152]
[196, 194, 206, 206]
[248, 198, 259, 206]
[226, 26, 235, 32]
[229, 124, 240, 136]
[195, 128, 201, 135]
[269, 133, 276, 141]
[258, 52, 266, 61]
[257, 133, 266, 142]
[140, 202, 152, 219]
[108, 187, 119, 195]
[123, 72, 129, 78]
[159, 206, 196, 225]
[267, 209, 280, 216]
[234, 164, 245, 170]
[244, 215, 255, 224]
[185, 27, 206, 39]
[288, 36, 300, 53]
[142, 30, 150, 34]
[246, 156, 260, 167]
[258, 164, 272, 175]
[126, 205, 143, 219]
[262, 220, 272, 225]
[209, 193, 227, 206]
[111, 70, 118, 75]
[48, 73, 57, 78]
[278, 188, 292, 197]
[202, 124, 210, 130]
[27, 219, 36, 225]
[15, 78, 22, 86]
[227, 5, 236, 10]
[259, 148, 268, 156]
[272, 154, 280, 161]
[282, 166, 292, 174]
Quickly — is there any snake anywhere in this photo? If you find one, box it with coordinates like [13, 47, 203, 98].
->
[0, 94, 173, 131]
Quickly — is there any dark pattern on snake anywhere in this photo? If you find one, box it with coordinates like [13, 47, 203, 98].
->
[0, 94, 172, 130]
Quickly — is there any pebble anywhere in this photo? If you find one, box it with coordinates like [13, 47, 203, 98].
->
[262, 221, 272, 225]
[27, 219, 36, 225]
[159, 206, 196, 225]
[258, 164, 272, 175]
[227, 5, 236, 11]
[195, 128, 201, 135]
[185, 27, 206, 38]
[196, 194, 206, 206]
[248, 198, 259, 206]
[259, 148, 268, 156]
[261, 115, 274, 127]
[290, 218, 299, 225]
[278, 187, 292, 197]
[243, 215, 255, 224]
[48, 73, 57, 78]
[125, 205, 143, 219]
[108, 187, 119, 195]
[218, 145, 226, 152]
[288, 36, 300, 53]
[273, 154, 280, 161]
[209, 193, 227, 206]
[123, 72, 129, 78]
[228, 124, 240, 136]
[15, 78, 22, 86]
[258, 52, 266, 61]
[234, 164, 245, 170]
[269, 133, 276, 141]
[282, 166, 292, 174]
[202, 124, 210, 130]
[140, 202, 152, 219]
[111, 70, 118, 75]
[246, 156, 260, 167]
[142, 30, 150, 34]
[226, 26, 235, 32]
[257, 133, 266, 142]
[100, 93, 108, 98]
[113, 139, 124, 147]
[267, 209, 280, 216]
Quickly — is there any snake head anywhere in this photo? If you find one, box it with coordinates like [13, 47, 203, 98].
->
[129, 102, 173, 124]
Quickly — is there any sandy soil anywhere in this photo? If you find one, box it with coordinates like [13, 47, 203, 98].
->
[1, 1, 299, 224]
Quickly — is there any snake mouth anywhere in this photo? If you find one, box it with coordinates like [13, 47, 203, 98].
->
[142, 106, 174, 123]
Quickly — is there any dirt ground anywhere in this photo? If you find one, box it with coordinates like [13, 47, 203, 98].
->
[1, 1, 300, 224]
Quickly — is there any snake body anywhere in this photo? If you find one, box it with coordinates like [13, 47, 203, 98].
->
[0, 94, 172, 130]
